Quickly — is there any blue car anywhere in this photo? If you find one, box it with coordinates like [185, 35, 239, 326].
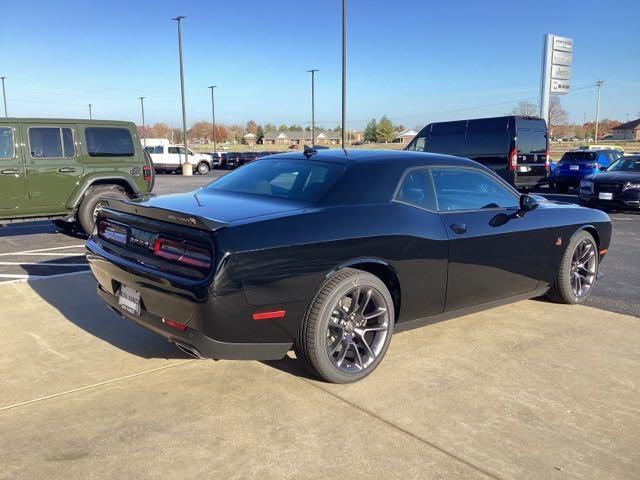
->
[551, 149, 622, 193]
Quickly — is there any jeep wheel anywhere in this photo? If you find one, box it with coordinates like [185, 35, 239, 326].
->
[196, 162, 210, 175]
[78, 185, 129, 234]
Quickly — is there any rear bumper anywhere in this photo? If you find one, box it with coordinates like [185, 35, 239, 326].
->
[97, 285, 291, 360]
[86, 239, 293, 361]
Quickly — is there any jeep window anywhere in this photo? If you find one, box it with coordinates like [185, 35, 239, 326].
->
[29, 127, 75, 158]
[0, 127, 14, 159]
[85, 127, 134, 157]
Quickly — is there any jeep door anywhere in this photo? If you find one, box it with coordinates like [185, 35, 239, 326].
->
[25, 125, 83, 212]
[0, 123, 27, 214]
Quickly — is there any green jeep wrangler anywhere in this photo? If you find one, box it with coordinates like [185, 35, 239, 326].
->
[0, 118, 154, 234]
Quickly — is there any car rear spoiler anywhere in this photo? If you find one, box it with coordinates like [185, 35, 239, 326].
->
[100, 197, 228, 232]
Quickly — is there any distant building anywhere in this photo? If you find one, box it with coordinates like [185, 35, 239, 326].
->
[262, 130, 342, 146]
[393, 129, 418, 144]
[612, 119, 640, 140]
[243, 132, 257, 145]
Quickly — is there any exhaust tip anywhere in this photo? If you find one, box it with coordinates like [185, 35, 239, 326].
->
[173, 342, 205, 359]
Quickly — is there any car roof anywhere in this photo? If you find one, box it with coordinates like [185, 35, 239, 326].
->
[0, 117, 134, 126]
[263, 148, 480, 168]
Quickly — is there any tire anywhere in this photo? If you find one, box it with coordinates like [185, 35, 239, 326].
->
[78, 185, 129, 234]
[546, 230, 598, 304]
[196, 162, 210, 175]
[296, 268, 395, 383]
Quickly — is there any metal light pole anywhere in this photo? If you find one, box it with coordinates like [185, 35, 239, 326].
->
[88, 104, 93, 119]
[139, 96, 146, 147]
[173, 15, 191, 176]
[341, 0, 347, 149]
[594, 80, 604, 141]
[1, 77, 7, 117]
[307, 69, 318, 145]
[208, 85, 217, 153]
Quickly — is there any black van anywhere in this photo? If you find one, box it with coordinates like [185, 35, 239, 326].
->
[406, 116, 549, 189]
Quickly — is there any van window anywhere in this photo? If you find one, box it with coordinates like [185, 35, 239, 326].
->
[29, 127, 75, 158]
[85, 127, 134, 157]
[516, 130, 546, 163]
[0, 127, 14, 159]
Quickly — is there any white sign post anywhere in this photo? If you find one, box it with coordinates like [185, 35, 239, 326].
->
[539, 34, 573, 126]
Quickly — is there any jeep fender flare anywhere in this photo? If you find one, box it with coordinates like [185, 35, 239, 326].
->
[67, 174, 141, 209]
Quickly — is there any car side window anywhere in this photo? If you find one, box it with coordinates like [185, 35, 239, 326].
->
[0, 127, 14, 159]
[431, 168, 519, 212]
[394, 168, 436, 211]
[29, 127, 75, 159]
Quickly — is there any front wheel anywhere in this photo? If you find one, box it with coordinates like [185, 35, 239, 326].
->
[296, 268, 394, 383]
[546, 230, 598, 304]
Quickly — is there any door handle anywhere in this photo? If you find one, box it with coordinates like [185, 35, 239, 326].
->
[1, 169, 20, 175]
[450, 223, 467, 234]
[58, 167, 76, 173]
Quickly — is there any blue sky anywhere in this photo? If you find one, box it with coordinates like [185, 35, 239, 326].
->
[2, 0, 638, 129]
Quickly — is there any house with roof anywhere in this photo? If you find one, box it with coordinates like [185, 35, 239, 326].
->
[243, 132, 257, 145]
[262, 130, 342, 146]
[612, 119, 640, 140]
[393, 129, 418, 144]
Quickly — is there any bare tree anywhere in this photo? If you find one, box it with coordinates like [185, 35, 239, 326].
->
[512, 101, 538, 116]
[549, 97, 568, 128]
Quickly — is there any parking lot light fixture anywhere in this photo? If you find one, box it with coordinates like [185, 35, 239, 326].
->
[341, 0, 347, 149]
[139, 96, 146, 147]
[1, 77, 7, 117]
[307, 70, 318, 145]
[173, 15, 191, 176]
[208, 85, 217, 153]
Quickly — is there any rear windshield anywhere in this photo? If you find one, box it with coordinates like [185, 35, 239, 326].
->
[560, 151, 597, 163]
[517, 130, 547, 156]
[206, 159, 345, 201]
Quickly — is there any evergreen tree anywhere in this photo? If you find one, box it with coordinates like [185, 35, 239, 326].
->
[364, 118, 378, 142]
[376, 116, 395, 143]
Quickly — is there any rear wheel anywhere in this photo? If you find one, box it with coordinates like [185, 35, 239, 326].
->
[296, 268, 394, 383]
[546, 230, 598, 304]
[196, 162, 210, 175]
[78, 185, 129, 234]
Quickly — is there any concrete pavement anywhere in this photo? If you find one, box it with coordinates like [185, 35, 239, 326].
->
[1, 274, 639, 479]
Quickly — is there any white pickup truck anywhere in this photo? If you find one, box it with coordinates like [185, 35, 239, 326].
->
[143, 139, 212, 175]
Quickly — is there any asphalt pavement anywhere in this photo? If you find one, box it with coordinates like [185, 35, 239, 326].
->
[0, 175, 638, 317]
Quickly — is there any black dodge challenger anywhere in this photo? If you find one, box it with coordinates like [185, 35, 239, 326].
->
[87, 149, 611, 383]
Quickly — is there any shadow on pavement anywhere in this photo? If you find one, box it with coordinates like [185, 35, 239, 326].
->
[27, 270, 189, 360]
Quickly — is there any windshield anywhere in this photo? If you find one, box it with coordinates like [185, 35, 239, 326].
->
[206, 159, 345, 201]
[607, 157, 640, 172]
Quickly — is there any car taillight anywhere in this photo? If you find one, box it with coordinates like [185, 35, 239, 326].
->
[152, 236, 212, 269]
[98, 220, 128, 245]
[143, 165, 153, 183]
[509, 148, 518, 172]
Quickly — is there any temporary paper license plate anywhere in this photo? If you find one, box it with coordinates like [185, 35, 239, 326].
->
[118, 285, 141, 316]
[599, 192, 613, 200]
[570, 165, 580, 171]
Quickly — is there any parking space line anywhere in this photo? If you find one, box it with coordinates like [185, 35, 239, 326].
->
[5, 252, 83, 257]
[0, 360, 194, 413]
[0, 245, 86, 257]
[0, 262, 88, 267]
[0, 270, 90, 285]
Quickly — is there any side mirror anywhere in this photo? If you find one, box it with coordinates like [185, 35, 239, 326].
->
[517, 194, 539, 217]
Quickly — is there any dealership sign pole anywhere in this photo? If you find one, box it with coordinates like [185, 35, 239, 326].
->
[539, 34, 572, 129]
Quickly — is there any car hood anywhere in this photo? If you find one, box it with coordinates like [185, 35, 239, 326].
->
[129, 190, 307, 225]
[585, 171, 640, 183]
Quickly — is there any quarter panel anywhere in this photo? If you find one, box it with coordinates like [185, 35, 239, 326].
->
[218, 203, 449, 324]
